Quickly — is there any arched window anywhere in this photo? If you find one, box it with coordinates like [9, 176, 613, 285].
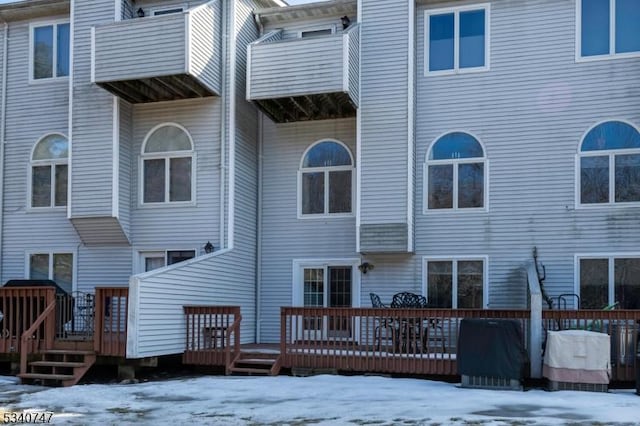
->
[30, 133, 68, 208]
[579, 120, 640, 205]
[299, 140, 354, 216]
[141, 123, 194, 204]
[425, 132, 485, 210]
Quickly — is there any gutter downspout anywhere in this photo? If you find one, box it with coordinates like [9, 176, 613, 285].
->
[219, 0, 228, 249]
[0, 21, 8, 281]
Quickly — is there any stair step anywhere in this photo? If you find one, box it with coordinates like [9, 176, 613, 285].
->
[18, 373, 75, 381]
[29, 361, 86, 368]
[236, 358, 275, 366]
[229, 367, 272, 375]
[41, 350, 94, 355]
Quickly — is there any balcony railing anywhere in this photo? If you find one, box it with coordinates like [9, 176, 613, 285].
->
[247, 24, 360, 122]
[92, 1, 221, 103]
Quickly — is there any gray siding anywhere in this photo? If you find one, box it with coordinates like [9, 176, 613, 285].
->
[414, 0, 640, 307]
[229, 0, 260, 343]
[262, 16, 348, 41]
[119, 99, 133, 238]
[127, 250, 255, 358]
[0, 17, 78, 284]
[130, 98, 221, 249]
[189, 1, 222, 95]
[346, 24, 359, 107]
[259, 118, 357, 342]
[248, 36, 345, 99]
[133, 0, 208, 18]
[359, 0, 411, 242]
[93, 14, 186, 83]
[71, 0, 116, 218]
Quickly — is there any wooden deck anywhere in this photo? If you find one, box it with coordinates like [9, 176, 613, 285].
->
[0, 286, 129, 386]
[184, 306, 639, 381]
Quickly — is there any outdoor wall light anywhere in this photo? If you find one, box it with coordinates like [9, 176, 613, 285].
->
[341, 16, 351, 29]
[137, 8, 145, 18]
[204, 241, 214, 254]
[358, 262, 374, 274]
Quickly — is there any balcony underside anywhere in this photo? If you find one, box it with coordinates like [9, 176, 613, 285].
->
[254, 92, 356, 123]
[97, 74, 217, 104]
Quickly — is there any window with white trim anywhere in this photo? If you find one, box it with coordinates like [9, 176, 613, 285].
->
[425, 258, 485, 308]
[425, 4, 489, 74]
[579, 121, 640, 205]
[28, 252, 73, 293]
[141, 124, 194, 205]
[425, 132, 485, 210]
[30, 134, 68, 208]
[32, 21, 70, 80]
[578, 0, 640, 59]
[578, 256, 640, 309]
[299, 140, 354, 217]
[139, 250, 196, 273]
[152, 7, 184, 16]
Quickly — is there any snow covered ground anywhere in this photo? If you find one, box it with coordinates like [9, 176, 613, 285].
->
[1, 374, 639, 425]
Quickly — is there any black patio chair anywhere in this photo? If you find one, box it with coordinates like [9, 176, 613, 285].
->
[390, 292, 423, 308]
[370, 293, 395, 351]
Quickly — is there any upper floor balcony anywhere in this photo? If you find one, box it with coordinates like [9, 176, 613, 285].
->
[246, 24, 359, 123]
[92, 1, 221, 103]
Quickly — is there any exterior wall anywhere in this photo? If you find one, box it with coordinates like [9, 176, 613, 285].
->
[132, 0, 209, 18]
[259, 118, 357, 342]
[189, 0, 222, 95]
[118, 99, 133, 238]
[410, 0, 640, 307]
[358, 0, 412, 252]
[70, 0, 116, 219]
[0, 16, 78, 284]
[130, 97, 221, 253]
[262, 16, 349, 40]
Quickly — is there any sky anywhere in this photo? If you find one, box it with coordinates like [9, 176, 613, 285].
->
[2, 374, 640, 425]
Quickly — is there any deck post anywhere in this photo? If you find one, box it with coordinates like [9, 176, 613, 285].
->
[527, 263, 543, 378]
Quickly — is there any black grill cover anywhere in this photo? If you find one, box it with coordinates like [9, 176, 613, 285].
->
[457, 318, 529, 380]
[3, 279, 70, 296]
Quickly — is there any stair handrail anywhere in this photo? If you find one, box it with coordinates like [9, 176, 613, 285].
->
[224, 314, 242, 375]
[20, 298, 56, 375]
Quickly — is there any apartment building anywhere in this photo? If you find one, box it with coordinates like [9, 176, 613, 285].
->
[0, 0, 638, 367]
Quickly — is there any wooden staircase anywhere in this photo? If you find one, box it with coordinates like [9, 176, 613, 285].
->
[18, 350, 96, 387]
[229, 352, 281, 376]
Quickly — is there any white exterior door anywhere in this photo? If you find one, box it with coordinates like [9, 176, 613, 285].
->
[293, 259, 361, 341]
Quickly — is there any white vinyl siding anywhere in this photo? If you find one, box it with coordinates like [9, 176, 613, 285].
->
[415, 0, 640, 308]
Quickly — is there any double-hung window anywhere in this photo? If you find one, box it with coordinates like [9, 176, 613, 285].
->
[578, 0, 640, 59]
[30, 134, 68, 209]
[28, 251, 74, 294]
[425, 4, 489, 74]
[299, 140, 354, 217]
[579, 121, 640, 206]
[424, 257, 486, 308]
[31, 21, 70, 80]
[141, 124, 195, 205]
[578, 256, 640, 309]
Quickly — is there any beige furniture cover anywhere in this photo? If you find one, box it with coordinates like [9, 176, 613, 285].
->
[542, 329, 611, 384]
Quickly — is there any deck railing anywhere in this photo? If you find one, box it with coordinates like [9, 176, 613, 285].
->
[183, 306, 241, 370]
[543, 309, 640, 381]
[280, 307, 530, 376]
[94, 288, 129, 357]
[20, 298, 56, 374]
[0, 287, 56, 354]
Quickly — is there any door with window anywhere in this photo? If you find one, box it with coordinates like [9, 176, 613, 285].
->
[297, 264, 356, 340]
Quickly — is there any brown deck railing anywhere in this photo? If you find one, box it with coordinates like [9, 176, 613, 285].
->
[280, 307, 530, 376]
[543, 309, 640, 381]
[0, 287, 56, 354]
[20, 298, 56, 374]
[183, 306, 241, 371]
[94, 287, 129, 357]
